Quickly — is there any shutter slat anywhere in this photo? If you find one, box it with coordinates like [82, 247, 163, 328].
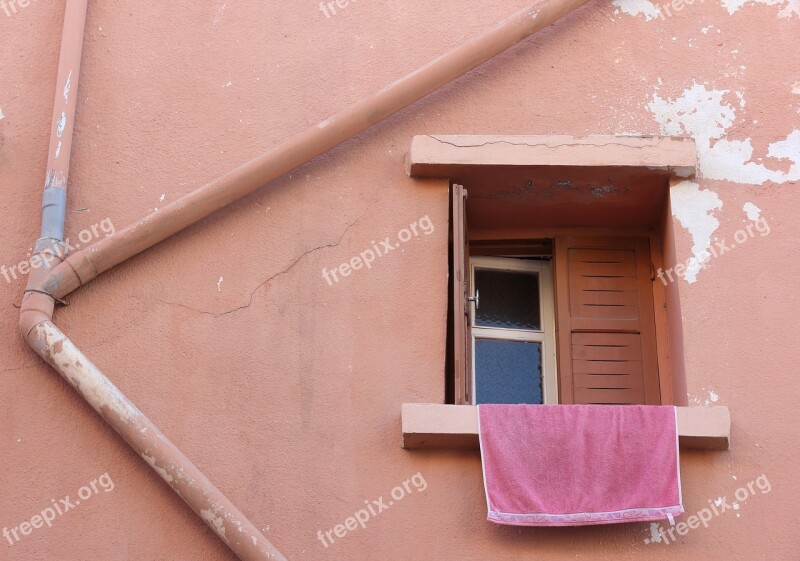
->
[574, 387, 646, 404]
[574, 373, 645, 389]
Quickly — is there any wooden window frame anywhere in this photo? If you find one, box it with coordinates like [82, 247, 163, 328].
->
[468, 256, 558, 405]
[451, 224, 672, 406]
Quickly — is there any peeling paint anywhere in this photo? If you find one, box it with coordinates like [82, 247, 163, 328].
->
[56, 112, 67, 138]
[743, 202, 762, 221]
[612, 0, 661, 20]
[142, 453, 174, 483]
[64, 70, 72, 101]
[670, 180, 723, 283]
[720, 0, 800, 17]
[201, 508, 227, 540]
[649, 83, 800, 185]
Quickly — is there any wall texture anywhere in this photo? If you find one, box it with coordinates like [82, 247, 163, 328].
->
[1, 0, 798, 559]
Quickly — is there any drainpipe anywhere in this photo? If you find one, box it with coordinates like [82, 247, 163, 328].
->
[38, 0, 593, 300]
[20, 0, 593, 559]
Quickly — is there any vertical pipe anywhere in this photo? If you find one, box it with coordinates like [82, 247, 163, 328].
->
[40, 0, 89, 245]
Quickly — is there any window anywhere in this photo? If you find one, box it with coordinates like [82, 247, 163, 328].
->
[469, 257, 557, 405]
[449, 184, 666, 406]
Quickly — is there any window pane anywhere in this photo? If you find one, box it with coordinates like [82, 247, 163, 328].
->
[474, 268, 540, 330]
[474, 339, 542, 404]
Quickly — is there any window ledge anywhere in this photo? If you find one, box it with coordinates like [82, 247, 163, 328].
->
[401, 403, 730, 451]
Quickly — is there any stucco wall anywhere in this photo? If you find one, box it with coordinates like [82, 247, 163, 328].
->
[1, 1, 798, 559]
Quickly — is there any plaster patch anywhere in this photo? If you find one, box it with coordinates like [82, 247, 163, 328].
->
[743, 202, 762, 221]
[793, 82, 800, 95]
[670, 180, 723, 283]
[217, 276, 223, 291]
[55, 141, 62, 159]
[720, 0, 800, 17]
[612, 0, 661, 19]
[0, 108, 4, 120]
[649, 83, 800, 184]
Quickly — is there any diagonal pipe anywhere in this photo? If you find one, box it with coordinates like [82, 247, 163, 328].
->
[20, 0, 593, 559]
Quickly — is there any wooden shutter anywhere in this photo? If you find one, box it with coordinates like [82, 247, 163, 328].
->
[554, 237, 661, 405]
[452, 185, 472, 405]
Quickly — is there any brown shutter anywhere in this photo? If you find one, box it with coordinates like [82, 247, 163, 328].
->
[554, 236, 661, 405]
[452, 184, 472, 405]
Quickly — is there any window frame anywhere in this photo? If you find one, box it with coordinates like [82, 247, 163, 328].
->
[468, 256, 558, 405]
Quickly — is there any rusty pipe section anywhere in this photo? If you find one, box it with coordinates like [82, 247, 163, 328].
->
[41, 0, 88, 243]
[35, 0, 592, 301]
[26, 321, 287, 561]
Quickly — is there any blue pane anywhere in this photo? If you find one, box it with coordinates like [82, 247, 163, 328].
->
[475, 339, 542, 404]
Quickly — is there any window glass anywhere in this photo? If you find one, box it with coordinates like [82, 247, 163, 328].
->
[474, 339, 543, 404]
[474, 269, 540, 330]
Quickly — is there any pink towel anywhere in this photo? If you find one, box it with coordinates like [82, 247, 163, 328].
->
[478, 404, 683, 526]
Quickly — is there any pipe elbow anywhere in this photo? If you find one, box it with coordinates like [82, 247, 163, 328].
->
[19, 241, 64, 343]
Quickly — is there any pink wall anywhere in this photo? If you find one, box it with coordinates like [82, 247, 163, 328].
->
[1, 1, 797, 559]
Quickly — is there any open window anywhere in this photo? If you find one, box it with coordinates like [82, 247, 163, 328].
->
[410, 135, 730, 449]
[451, 188, 663, 406]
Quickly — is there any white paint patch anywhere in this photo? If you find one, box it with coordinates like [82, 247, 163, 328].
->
[0, 108, 5, 120]
[720, 0, 799, 18]
[159, 193, 166, 202]
[793, 82, 800, 95]
[201, 509, 227, 539]
[56, 112, 67, 137]
[224, 81, 232, 88]
[217, 276, 224, 291]
[766, 129, 800, 181]
[670, 180, 723, 283]
[709, 390, 719, 402]
[64, 70, 72, 101]
[55, 141, 62, 159]
[649, 83, 800, 184]
[649, 522, 663, 542]
[613, 0, 661, 19]
[701, 25, 713, 33]
[743, 202, 762, 221]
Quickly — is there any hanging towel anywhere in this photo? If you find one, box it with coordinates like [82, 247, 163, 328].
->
[478, 404, 683, 526]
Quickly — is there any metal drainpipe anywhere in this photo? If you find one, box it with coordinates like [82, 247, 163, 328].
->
[20, 0, 593, 559]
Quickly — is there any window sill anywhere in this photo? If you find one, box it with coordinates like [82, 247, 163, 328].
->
[401, 403, 730, 451]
